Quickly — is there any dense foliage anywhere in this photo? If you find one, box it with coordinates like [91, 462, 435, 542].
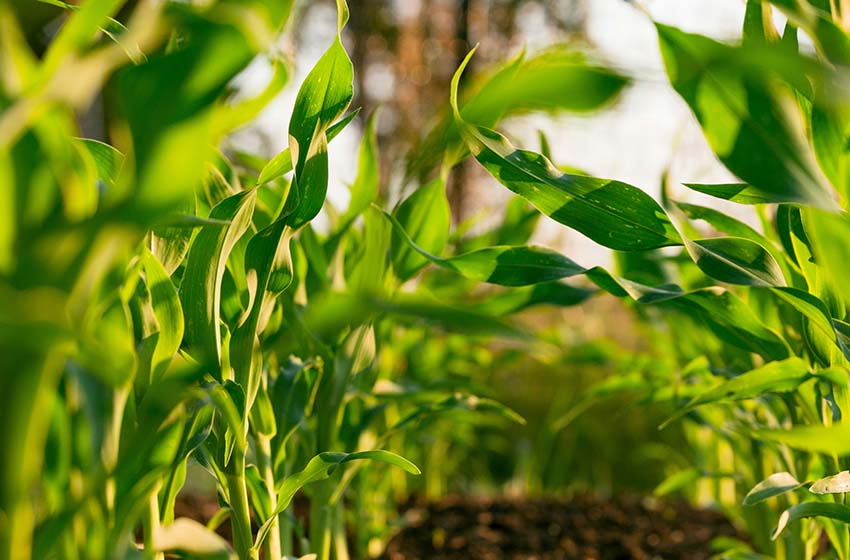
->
[8, 1, 850, 559]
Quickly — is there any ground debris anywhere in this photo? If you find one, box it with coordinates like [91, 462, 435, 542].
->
[382, 494, 742, 560]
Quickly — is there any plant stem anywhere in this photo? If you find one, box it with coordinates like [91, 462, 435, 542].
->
[226, 464, 258, 560]
[309, 488, 333, 560]
[280, 511, 294, 557]
[143, 489, 164, 560]
[256, 435, 282, 560]
[333, 503, 349, 560]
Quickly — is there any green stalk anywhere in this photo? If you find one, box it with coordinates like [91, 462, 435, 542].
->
[0, 352, 63, 560]
[226, 454, 258, 560]
[280, 508, 294, 557]
[309, 486, 333, 560]
[256, 435, 282, 560]
[143, 489, 164, 560]
[333, 503, 349, 560]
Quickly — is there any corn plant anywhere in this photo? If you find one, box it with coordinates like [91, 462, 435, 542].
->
[3, 0, 633, 558]
[398, 1, 850, 558]
[0, 0, 427, 558]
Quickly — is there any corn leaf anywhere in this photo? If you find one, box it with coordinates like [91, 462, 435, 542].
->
[254, 450, 418, 549]
[685, 237, 786, 287]
[391, 178, 450, 281]
[660, 358, 811, 428]
[450, 49, 682, 251]
[756, 423, 850, 455]
[772, 502, 850, 540]
[180, 190, 256, 368]
[283, 0, 353, 228]
[657, 23, 836, 209]
[256, 109, 360, 187]
[682, 183, 781, 205]
[744, 472, 803, 506]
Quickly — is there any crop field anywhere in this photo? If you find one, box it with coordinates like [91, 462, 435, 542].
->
[6, 0, 850, 559]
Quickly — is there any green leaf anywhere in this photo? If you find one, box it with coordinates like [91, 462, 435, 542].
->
[230, 219, 294, 407]
[441, 245, 586, 287]
[670, 290, 791, 359]
[743, 0, 781, 45]
[463, 127, 681, 251]
[391, 179, 450, 281]
[283, 0, 353, 228]
[695, 357, 811, 403]
[179, 190, 256, 368]
[684, 237, 786, 287]
[811, 104, 850, 200]
[350, 206, 392, 293]
[409, 46, 627, 177]
[657, 23, 835, 209]
[810, 471, 850, 494]
[213, 58, 289, 134]
[766, 1, 850, 66]
[450, 50, 681, 251]
[140, 248, 184, 382]
[385, 207, 586, 286]
[116, 15, 256, 212]
[682, 183, 782, 205]
[806, 209, 850, 307]
[744, 472, 802, 505]
[342, 110, 380, 224]
[756, 423, 850, 455]
[41, 0, 124, 75]
[676, 201, 792, 279]
[390, 393, 526, 433]
[289, 292, 525, 348]
[654, 468, 701, 497]
[675, 201, 771, 244]
[772, 502, 850, 540]
[661, 358, 810, 428]
[75, 138, 123, 190]
[254, 449, 418, 549]
[256, 109, 360, 187]
[771, 287, 845, 365]
[470, 282, 595, 315]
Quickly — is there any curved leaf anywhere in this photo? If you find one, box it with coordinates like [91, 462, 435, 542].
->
[772, 502, 850, 540]
[391, 179, 450, 281]
[744, 472, 802, 506]
[810, 471, 850, 494]
[180, 190, 256, 368]
[140, 248, 184, 382]
[254, 449, 419, 549]
[409, 46, 628, 177]
[685, 237, 786, 287]
[661, 358, 810, 429]
[256, 109, 360, 187]
[449, 49, 682, 251]
[756, 423, 850, 455]
[683, 182, 780, 205]
[283, 0, 353, 228]
[657, 23, 836, 209]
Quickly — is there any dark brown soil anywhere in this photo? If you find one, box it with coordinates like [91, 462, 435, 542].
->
[381, 494, 742, 560]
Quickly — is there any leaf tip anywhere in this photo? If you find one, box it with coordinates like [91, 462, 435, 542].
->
[450, 45, 479, 122]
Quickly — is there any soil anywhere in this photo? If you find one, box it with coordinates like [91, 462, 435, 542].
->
[381, 494, 742, 560]
[173, 493, 743, 559]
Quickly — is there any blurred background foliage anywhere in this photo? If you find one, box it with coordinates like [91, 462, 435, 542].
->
[4, 0, 703, 502]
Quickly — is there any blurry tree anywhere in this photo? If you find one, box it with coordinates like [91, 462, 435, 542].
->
[343, 0, 588, 221]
